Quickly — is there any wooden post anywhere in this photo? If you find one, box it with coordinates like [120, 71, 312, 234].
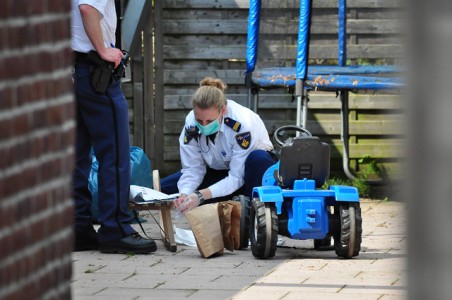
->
[132, 56, 144, 148]
[143, 6, 156, 165]
[153, 0, 164, 171]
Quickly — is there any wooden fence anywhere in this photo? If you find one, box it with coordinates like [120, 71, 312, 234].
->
[123, 0, 405, 179]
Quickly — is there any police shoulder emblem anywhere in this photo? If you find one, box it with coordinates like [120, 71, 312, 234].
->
[224, 117, 241, 132]
[184, 125, 199, 144]
[235, 131, 251, 149]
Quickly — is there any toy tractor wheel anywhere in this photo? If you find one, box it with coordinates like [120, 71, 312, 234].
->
[250, 197, 278, 258]
[333, 202, 362, 258]
[232, 195, 250, 249]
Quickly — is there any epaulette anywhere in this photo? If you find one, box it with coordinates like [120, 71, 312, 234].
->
[224, 117, 241, 132]
[183, 125, 199, 144]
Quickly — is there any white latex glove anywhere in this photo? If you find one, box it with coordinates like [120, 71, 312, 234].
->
[175, 193, 200, 215]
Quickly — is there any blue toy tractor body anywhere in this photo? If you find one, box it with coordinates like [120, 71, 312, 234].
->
[245, 126, 362, 259]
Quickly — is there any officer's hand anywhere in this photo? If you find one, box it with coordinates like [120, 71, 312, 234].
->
[173, 194, 186, 209]
[176, 193, 200, 215]
[99, 47, 123, 68]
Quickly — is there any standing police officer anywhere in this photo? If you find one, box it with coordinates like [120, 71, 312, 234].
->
[71, 0, 156, 253]
[161, 77, 276, 214]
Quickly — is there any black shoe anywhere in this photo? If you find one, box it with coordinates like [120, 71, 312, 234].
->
[74, 229, 98, 251]
[99, 232, 157, 254]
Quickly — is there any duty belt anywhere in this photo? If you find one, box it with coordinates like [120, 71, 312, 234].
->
[74, 51, 90, 64]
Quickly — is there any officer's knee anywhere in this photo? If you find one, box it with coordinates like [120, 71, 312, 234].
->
[245, 149, 271, 168]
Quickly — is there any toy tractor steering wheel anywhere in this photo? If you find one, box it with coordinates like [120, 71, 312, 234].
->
[273, 125, 312, 147]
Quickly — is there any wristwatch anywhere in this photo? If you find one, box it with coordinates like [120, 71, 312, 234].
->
[194, 190, 205, 205]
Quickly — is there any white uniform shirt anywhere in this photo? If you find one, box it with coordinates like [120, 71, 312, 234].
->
[71, 0, 117, 53]
[178, 100, 273, 198]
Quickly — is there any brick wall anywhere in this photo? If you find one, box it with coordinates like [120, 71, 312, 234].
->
[0, 1, 74, 299]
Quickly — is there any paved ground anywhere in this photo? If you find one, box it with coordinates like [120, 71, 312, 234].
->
[71, 199, 407, 299]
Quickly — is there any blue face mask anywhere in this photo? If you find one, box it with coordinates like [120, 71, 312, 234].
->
[196, 117, 221, 136]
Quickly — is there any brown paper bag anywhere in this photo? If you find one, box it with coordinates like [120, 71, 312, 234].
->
[218, 202, 233, 251]
[230, 201, 241, 249]
[218, 201, 241, 251]
[186, 204, 224, 258]
[186, 201, 242, 258]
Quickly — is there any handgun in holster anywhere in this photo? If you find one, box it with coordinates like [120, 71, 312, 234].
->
[87, 51, 114, 94]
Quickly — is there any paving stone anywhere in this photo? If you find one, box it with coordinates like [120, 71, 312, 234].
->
[71, 199, 408, 300]
[283, 291, 383, 300]
[97, 287, 195, 299]
[228, 289, 288, 299]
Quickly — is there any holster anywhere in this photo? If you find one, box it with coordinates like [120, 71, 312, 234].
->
[87, 51, 114, 94]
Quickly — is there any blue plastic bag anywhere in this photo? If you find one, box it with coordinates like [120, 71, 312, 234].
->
[88, 146, 152, 223]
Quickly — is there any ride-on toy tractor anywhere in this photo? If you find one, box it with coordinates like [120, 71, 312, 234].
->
[241, 125, 362, 259]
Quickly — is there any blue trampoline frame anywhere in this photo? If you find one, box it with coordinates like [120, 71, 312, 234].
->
[245, 0, 403, 180]
[246, 0, 402, 91]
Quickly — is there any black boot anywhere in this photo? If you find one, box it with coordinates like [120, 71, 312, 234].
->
[74, 228, 98, 251]
[99, 232, 157, 254]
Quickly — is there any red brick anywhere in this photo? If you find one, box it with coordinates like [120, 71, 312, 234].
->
[0, 261, 15, 287]
[10, 0, 28, 18]
[0, 26, 7, 49]
[47, 103, 64, 126]
[0, 147, 11, 171]
[31, 107, 47, 129]
[5, 54, 21, 79]
[0, 87, 14, 110]
[31, 81, 45, 103]
[0, 118, 13, 141]
[11, 112, 31, 136]
[29, 0, 45, 15]
[6, 25, 25, 49]
[48, 0, 70, 13]
[16, 83, 32, 104]
[0, 57, 7, 81]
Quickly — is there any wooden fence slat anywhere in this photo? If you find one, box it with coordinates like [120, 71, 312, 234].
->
[131, 58, 144, 148]
[162, 142, 404, 160]
[164, 69, 245, 84]
[163, 45, 403, 60]
[163, 0, 404, 9]
[163, 93, 403, 110]
[163, 0, 249, 9]
[153, 0, 165, 171]
[162, 119, 403, 135]
[163, 19, 401, 35]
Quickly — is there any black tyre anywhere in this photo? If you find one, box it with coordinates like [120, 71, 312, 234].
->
[333, 202, 362, 258]
[232, 195, 250, 249]
[250, 197, 278, 258]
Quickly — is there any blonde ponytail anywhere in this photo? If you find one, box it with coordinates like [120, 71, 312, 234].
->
[192, 77, 227, 110]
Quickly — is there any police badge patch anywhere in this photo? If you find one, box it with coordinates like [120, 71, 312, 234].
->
[184, 125, 199, 144]
[235, 131, 251, 149]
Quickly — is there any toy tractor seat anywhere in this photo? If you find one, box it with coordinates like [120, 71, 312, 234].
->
[275, 136, 330, 189]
